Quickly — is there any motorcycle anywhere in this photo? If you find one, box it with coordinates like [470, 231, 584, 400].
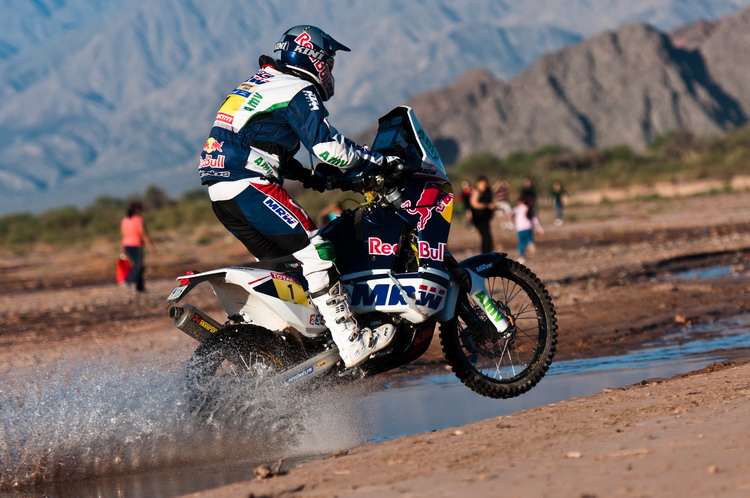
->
[166, 106, 557, 408]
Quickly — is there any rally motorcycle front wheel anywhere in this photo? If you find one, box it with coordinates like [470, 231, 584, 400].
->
[185, 324, 301, 419]
[440, 258, 557, 399]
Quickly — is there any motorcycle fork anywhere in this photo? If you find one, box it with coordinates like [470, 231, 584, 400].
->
[445, 255, 510, 334]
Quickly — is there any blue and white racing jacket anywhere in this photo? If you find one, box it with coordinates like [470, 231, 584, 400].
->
[199, 60, 385, 188]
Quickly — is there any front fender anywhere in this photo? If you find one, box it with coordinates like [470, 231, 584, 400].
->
[452, 252, 510, 333]
[458, 252, 509, 279]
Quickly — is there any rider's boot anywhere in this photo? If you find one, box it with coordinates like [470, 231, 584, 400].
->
[311, 281, 395, 368]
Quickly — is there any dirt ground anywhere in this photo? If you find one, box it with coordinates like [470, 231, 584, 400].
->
[195, 361, 750, 498]
[1, 191, 750, 496]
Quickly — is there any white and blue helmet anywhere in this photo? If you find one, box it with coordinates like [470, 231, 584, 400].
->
[274, 25, 350, 101]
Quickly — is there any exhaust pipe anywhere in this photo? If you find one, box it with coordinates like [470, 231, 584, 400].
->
[168, 304, 223, 343]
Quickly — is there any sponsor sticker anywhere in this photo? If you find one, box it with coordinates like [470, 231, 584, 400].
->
[401, 182, 454, 230]
[294, 32, 314, 48]
[191, 313, 218, 334]
[417, 241, 446, 261]
[351, 282, 446, 310]
[303, 89, 320, 111]
[475, 263, 493, 273]
[368, 237, 399, 256]
[318, 150, 347, 167]
[474, 290, 505, 326]
[199, 155, 226, 169]
[285, 365, 314, 384]
[263, 197, 299, 228]
[243, 92, 264, 112]
[271, 272, 299, 284]
[202, 137, 224, 154]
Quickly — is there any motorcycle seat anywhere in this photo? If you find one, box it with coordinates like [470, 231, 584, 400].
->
[235, 254, 301, 272]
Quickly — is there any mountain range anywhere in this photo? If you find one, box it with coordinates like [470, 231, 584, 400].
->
[1, 0, 750, 213]
[409, 7, 750, 162]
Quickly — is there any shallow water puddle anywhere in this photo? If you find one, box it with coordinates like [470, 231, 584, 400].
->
[363, 313, 750, 441]
[4, 314, 749, 497]
[662, 264, 745, 280]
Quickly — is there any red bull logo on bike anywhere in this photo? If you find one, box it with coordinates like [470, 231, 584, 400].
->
[418, 241, 446, 261]
[351, 282, 446, 310]
[400, 182, 454, 230]
[368, 237, 399, 256]
[368, 238, 446, 261]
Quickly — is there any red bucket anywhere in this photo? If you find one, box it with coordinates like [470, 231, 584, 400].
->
[116, 256, 131, 284]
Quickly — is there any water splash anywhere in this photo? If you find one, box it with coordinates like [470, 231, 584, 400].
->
[0, 353, 369, 491]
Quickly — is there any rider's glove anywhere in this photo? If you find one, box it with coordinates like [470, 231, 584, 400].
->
[300, 171, 327, 192]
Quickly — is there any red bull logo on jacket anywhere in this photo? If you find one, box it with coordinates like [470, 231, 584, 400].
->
[199, 155, 225, 169]
[400, 182, 454, 231]
[203, 137, 224, 154]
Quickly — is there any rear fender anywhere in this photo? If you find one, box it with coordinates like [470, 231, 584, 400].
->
[172, 267, 324, 337]
[167, 269, 228, 304]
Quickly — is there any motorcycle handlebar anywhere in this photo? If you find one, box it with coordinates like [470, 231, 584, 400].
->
[321, 145, 421, 198]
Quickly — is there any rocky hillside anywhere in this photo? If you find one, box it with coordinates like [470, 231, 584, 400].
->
[411, 8, 750, 162]
[2, 0, 750, 213]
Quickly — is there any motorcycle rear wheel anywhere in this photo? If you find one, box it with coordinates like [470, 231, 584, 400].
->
[185, 325, 298, 416]
[440, 257, 557, 399]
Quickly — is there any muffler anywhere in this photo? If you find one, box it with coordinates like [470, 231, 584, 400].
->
[168, 304, 223, 343]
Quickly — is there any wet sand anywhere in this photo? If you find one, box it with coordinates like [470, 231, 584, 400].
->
[1, 191, 749, 495]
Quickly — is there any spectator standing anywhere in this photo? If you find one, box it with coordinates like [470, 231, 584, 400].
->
[512, 192, 544, 264]
[550, 180, 569, 226]
[521, 177, 537, 207]
[120, 201, 156, 293]
[460, 180, 473, 224]
[493, 179, 513, 229]
[470, 176, 496, 253]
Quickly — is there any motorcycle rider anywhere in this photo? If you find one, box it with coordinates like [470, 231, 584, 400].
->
[198, 25, 395, 368]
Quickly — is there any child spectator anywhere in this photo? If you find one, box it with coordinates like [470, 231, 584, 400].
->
[512, 192, 544, 264]
[550, 180, 569, 226]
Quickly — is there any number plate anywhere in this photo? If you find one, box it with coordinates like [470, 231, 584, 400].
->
[167, 285, 187, 302]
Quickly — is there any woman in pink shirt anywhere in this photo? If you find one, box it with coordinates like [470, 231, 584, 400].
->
[120, 202, 156, 292]
[512, 192, 544, 264]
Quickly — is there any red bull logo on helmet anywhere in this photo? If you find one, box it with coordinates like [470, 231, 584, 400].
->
[400, 182, 454, 231]
[294, 32, 333, 94]
[203, 137, 224, 154]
